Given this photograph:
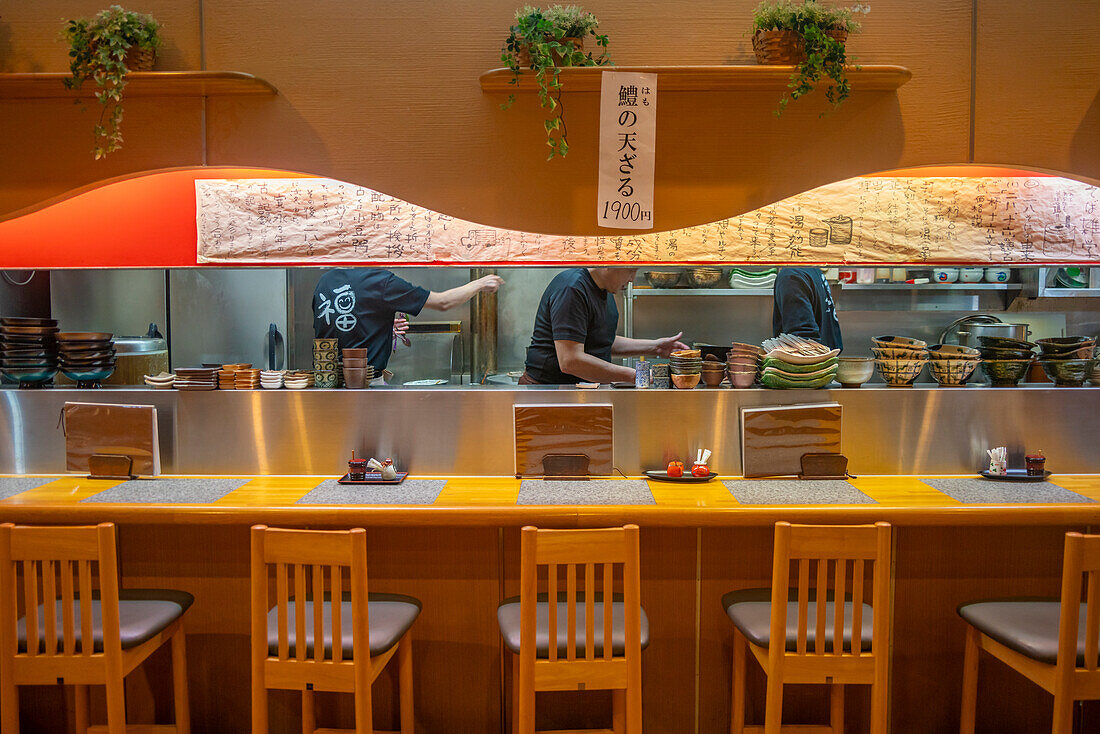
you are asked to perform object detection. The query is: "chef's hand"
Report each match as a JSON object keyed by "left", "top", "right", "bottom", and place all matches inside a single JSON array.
[
  {"left": 654, "top": 332, "right": 689, "bottom": 357},
  {"left": 476, "top": 274, "right": 504, "bottom": 293},
  {"left": 393, "top": 314, "right": 410, "bottom": 336}
]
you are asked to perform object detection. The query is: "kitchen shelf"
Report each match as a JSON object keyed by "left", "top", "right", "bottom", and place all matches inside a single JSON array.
[
  {"left": 479, "top": 64, "right": 912, "bottom": 93},
  {"left": 1037, "top": 288, "right": 1100, "bottom": 298},
  {"left": 0, "top": 71, "right": 277, "bottom": 99},
  {"left": 631, "top": 287, "right": 773, "bottom": 296},
  {"left": 838, "top": 283, "right": 1022, "bottom": 291}
]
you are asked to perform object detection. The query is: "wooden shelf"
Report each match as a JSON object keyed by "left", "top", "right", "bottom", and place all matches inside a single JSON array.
[
  {"left": 0, "top": 71, "right": 277, "bottom": 99},
  {"left": 479, "top": 64, "right": 912, "bottom": 93}
]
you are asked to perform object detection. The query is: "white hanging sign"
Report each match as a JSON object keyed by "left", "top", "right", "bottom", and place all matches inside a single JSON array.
[{"left": 596, "top": 71, "right": 656, "bottom": 229}]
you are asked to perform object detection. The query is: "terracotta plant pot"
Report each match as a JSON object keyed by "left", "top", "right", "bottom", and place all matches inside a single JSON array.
[{"left": 752, "top": 28, "right": 848, "bottom": 65}]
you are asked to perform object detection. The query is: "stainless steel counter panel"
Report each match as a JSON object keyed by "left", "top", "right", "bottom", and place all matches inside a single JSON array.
[{"left": 0, "top": 386, "right": 1096, "bottom": 476}]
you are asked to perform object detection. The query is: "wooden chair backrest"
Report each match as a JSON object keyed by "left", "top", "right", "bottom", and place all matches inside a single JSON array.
[
  {"left": 769, "top": 521, "right": 892, "bottom": 658},
  {"left": 519, "top": 524, "right": 641, "bottom": 664},
  {"left": 0, "top": 522, "right": 118, "bottom": 660},
  {"left": 250, "top": 525, "right": 368, "bottom": 665},
  {"left": 1058, "top": 532, "right": 1100, "bottom": 673}
]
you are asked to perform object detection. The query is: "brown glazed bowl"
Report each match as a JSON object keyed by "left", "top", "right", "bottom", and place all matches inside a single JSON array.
[
  {"left": 342, "top": 348, "right": 370, "bottom": 359},
  {"left": 700, "top": 370, "right": 725, "bottom": 387},
  {"left": 342, "top": 357, "right": 370, "bottom": 368},
  {"left": 671, "top": 373, "right": 701, "bottom": 389},
  {"left": 728, "top": 370, "right": 757, "bottom": 389},
  {"left": 342, "top": 367, "right": 373, "bottom": 389}
]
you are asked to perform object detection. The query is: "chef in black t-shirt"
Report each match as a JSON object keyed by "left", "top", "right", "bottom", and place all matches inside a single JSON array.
[
  {"left": 313, "top": 268, "right": 502, "bottom": 371},
  {"left": 522, "top": 268, "right": 688, "bottom": 385},
  {"left": 772, "top": 267, "right": 843, "bottom": 350}
]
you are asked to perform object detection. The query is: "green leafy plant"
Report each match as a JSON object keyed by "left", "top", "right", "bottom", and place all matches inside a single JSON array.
[
  {"left": 752, "top": 1, "right": 868, "bottom": 116},
  {"left": 62, "top": 5, "right": 161, "bottom": 159},
  {"left": 500, "top": 5, "right": 610, "bottom": 159}
]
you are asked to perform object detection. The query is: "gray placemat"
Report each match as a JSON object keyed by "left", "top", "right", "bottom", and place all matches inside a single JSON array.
[
  {"left": 0, "top": 477, "right": 57, "bottom": 501},
  {"left": 921, "top": 478, "right": 1094, "bottom": 504},
  {"left": 518, "top": 479, "right": 655, "bottom": 506},
  {"left": 81, "top": 478, "right": 246, "bottom": 504},
  {"left": 296, "top": 479, "right": 446, "bottom": 505},
  {"left": 724, "top": 479, "right": 876, "bottom": 505}
]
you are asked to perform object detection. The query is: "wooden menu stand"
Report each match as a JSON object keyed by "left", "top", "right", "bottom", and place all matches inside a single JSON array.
[
  {"left": 799, "top": 452, "right": 850, "bottom": 480},
  {"left": 87, "top": 453, "right": 138, "bottom": 481}
]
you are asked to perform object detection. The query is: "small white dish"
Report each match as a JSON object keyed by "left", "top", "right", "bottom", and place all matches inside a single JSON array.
[
  {"left": 984, "top": 267, "right": 1011, "bottom": 283},
  {"left": 933, "top": 267, "right": 959, "bottom": 283},
  {"left": 959, "top": 267, "right": 984, "bottom": 283}
]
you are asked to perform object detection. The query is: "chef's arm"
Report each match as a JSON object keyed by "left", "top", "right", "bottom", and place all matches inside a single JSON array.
[
  {"left": 424, "top": 274, "right": 503, "bottom": 311},
  {"left": 611, "top": 332, "right": 689, "bottom": 357},
  {"left": 554, "top": 340, "right": 635, "bottom": 383}
]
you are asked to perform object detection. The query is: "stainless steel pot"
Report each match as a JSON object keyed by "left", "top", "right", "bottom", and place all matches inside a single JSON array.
[{"left": 956, "top": 323, "right": 1033, "bottom": 347}]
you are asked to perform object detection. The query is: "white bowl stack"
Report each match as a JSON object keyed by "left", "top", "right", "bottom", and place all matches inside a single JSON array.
[{"left": 260, "top": 370, "right": 284, "bottom": 389}]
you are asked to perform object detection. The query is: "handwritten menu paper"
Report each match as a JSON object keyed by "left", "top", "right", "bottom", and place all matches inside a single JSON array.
[
  {"left": 596, "top": 71, "right": 656, "bottom": 229},
  {"left": 196, "top": 176, "right": 1100, "bottom": 264}
]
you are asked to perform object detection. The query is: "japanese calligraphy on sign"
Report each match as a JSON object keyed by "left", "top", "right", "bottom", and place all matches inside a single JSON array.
[
  {"left": 196, "top": 176, "right": 1100, "bottom": 265},
  {"left": 596, "top": 72, "right": 656, "bottom": 229}
]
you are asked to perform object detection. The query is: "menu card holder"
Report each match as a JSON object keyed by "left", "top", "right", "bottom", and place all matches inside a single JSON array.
[
  {"left": 61, "top": 402, "right": 161, "bottom": 477},
  {"left": 88, "top": 454, "right": 137, "bottom": 481},
  {"left": 541, "top": 454, "right": 591, "bottom": 480},
  {"left": 799, "top": 452, "right": 849, "bottom": 480}
]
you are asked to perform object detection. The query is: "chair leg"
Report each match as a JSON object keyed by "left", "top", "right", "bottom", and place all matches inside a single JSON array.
[
  {"left": 252, "top": 672, "right": 268, "bottom": 734},
  {"left": 512, "top": 656, "right": 519, "bottom": 734},
  {"left": 517, "top": 655, "right": 535, "bottom": 734},
  {"left": 0, "top": 674, "right": 17, "bottom": 734},
  {"left": 302, "top": 689, "right": 316, "bottom": 734},
  {"left": 762, "top": 665, "right": 782, "bottom": 734},
  {"left": 731, "top": 630, "right": 746, "bottom": 734},
  {"left": 398, "top": 632, "right": 414, "bottom": 734},
  {"left": 1052, "top": 690, "right": 1074, "bottom": 734},
  {"left": 172, "top": 628, "right": 190, "bottom": 734},
  {"left": 612, "top": 689, "right": 625, "bottom": 734},
  {"left": 830, "top": 683, "right": 844, "bottom": 734},
  {"left": 625, "top": 676, "right": 642, "bottom": 733},
  {"left": 959, "top": 626, "right": 979, "bottom": 734},
  {"left": 74, "top": 684, "right": 90, "bottom": 734},
  {"left": 870, "top": 661, "right": 889, "bottom": 734},
  {"left": 104, "top": 663, "right": 126, "bottom": 734}
]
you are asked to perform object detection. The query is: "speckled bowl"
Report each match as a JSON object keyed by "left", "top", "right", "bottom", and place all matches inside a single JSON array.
[
  {"left": 1038, "top": 358, "right": 1096, "bottom": 387},
  {"left": 980, "top": 358, "right": 1033, "bottom": 387},
  {"left": 836, "top": 357, "right": 875, "bottom": 388}
]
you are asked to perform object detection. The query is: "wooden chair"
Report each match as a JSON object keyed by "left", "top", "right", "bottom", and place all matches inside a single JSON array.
[
  {"left": 250, "top": 525, "right": 420, "bottom": 734},
  {"left": 497, "top": 524, "right": 647, "bottom": 734},
  {"left": 724, "top": 521, "right": 893, "bottom": 734},
  {"left": 959, "top": 531, "right": 1100, "bottom": 734},
  {"left": 0, "top": 522, "right": 192, "bottom": 734}
]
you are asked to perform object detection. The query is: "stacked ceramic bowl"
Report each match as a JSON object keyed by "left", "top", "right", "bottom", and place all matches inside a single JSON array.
[
  {"left": 700, "top": 356, "right": 726, "bottom": 387},
  {"left": 174, "top": 367, "right": 218, "bottom": 391},
  {"left": 643, "top": 271, "right": 680, "bottom": 288},
  {"left": 0, "top": 317, "right": 59, "bottom": 387},
  {"left": 260, "top": 370, "right": 283, "bottom": 389},
  {"left": 313, "top": 338, "right": 339, "bottom": 388},
  {"left": 758, "top": 336, "right": 839, "bottom": 389},
  {"left": 143, "top": 371, "right": 175, "bottom": 389},
  {"left": 283, "top": 370, "right": 314, "bottom": 390},
  {"left": 926, "top": 344, "right": 982, "bottom": 387},
  {"left": 728, "top": 267, "right": 777, "bottom": 289},
  {"left": 976, "top": 335, "right": 1036, "bottom": 387},
  {"left": 836, "top": 357, "right": 875, "bottom": 388},
  {"left": 57, "top": 332, "right": 116, "bottom": 387},
  {"left": 871, "top": 335, "right": 928, "bottom": 387},
  {"left": 727, "top": 342, "right": 763, "bottom": 389},
  {"left": 1036, "top": 336, "right": 1097, "bottom": 387},
  {"left": 669, "top": 349, "right": 702, "bottom": 389},
  {"left": 683, "top": 267, "right": 723, "bottom": 288}
]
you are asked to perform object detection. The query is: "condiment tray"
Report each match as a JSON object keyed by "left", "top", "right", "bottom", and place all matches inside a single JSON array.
[
  {"left": 337, "top": 471, "right": 408, "bottom": 485},
  {"left": 644, "top": 470, "right": 718, "bottom": 483},
  {"left": 979, "top": 469, "right": 1053, "bottom": 482}
]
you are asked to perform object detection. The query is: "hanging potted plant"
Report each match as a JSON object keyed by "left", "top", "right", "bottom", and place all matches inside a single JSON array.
[
  {"left": 751, "top": 1, "right": 868, "bottom": 115},
  {"left": 61, "top": 5, "right": 162, "bottom": 159},
  {"left": 500, "top": 5, "right": 611, "bottom": 159}
]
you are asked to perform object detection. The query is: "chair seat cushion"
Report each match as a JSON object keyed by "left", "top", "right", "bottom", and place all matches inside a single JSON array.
[
  {"left": 958, "top": 598, "right": 1096, "bottom": 666},
  {"left": 722, "top": 588, "right": 874, "bottom": 653},
  {"left": 17, "top": 589, "right": 193, "bottom": 653},
  {"left": 496, "top": 594, "right": 650, "bottom": 658},
  {"left": 267, "top": 592, "right": 421, "bottom": 659}
]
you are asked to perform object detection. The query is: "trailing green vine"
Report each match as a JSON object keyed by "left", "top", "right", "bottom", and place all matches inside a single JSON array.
[
  {"left": 752, "top": 1, "right": 868, "bottom": 116},
  {"left": 61, "top": 5, "right": 161, "bottom": 159},
  {"left": 500, "top": 5, "right": 610, "bottom": 159}
]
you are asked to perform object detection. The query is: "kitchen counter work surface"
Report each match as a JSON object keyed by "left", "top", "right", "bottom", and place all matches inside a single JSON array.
[{"left": 2, "top": 473, "right": 1099, "bottom": 526}]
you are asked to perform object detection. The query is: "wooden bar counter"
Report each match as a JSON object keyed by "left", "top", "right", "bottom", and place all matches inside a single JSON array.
[{"left": 3, "top": 474, "right": 1099, "bottom": 733}]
